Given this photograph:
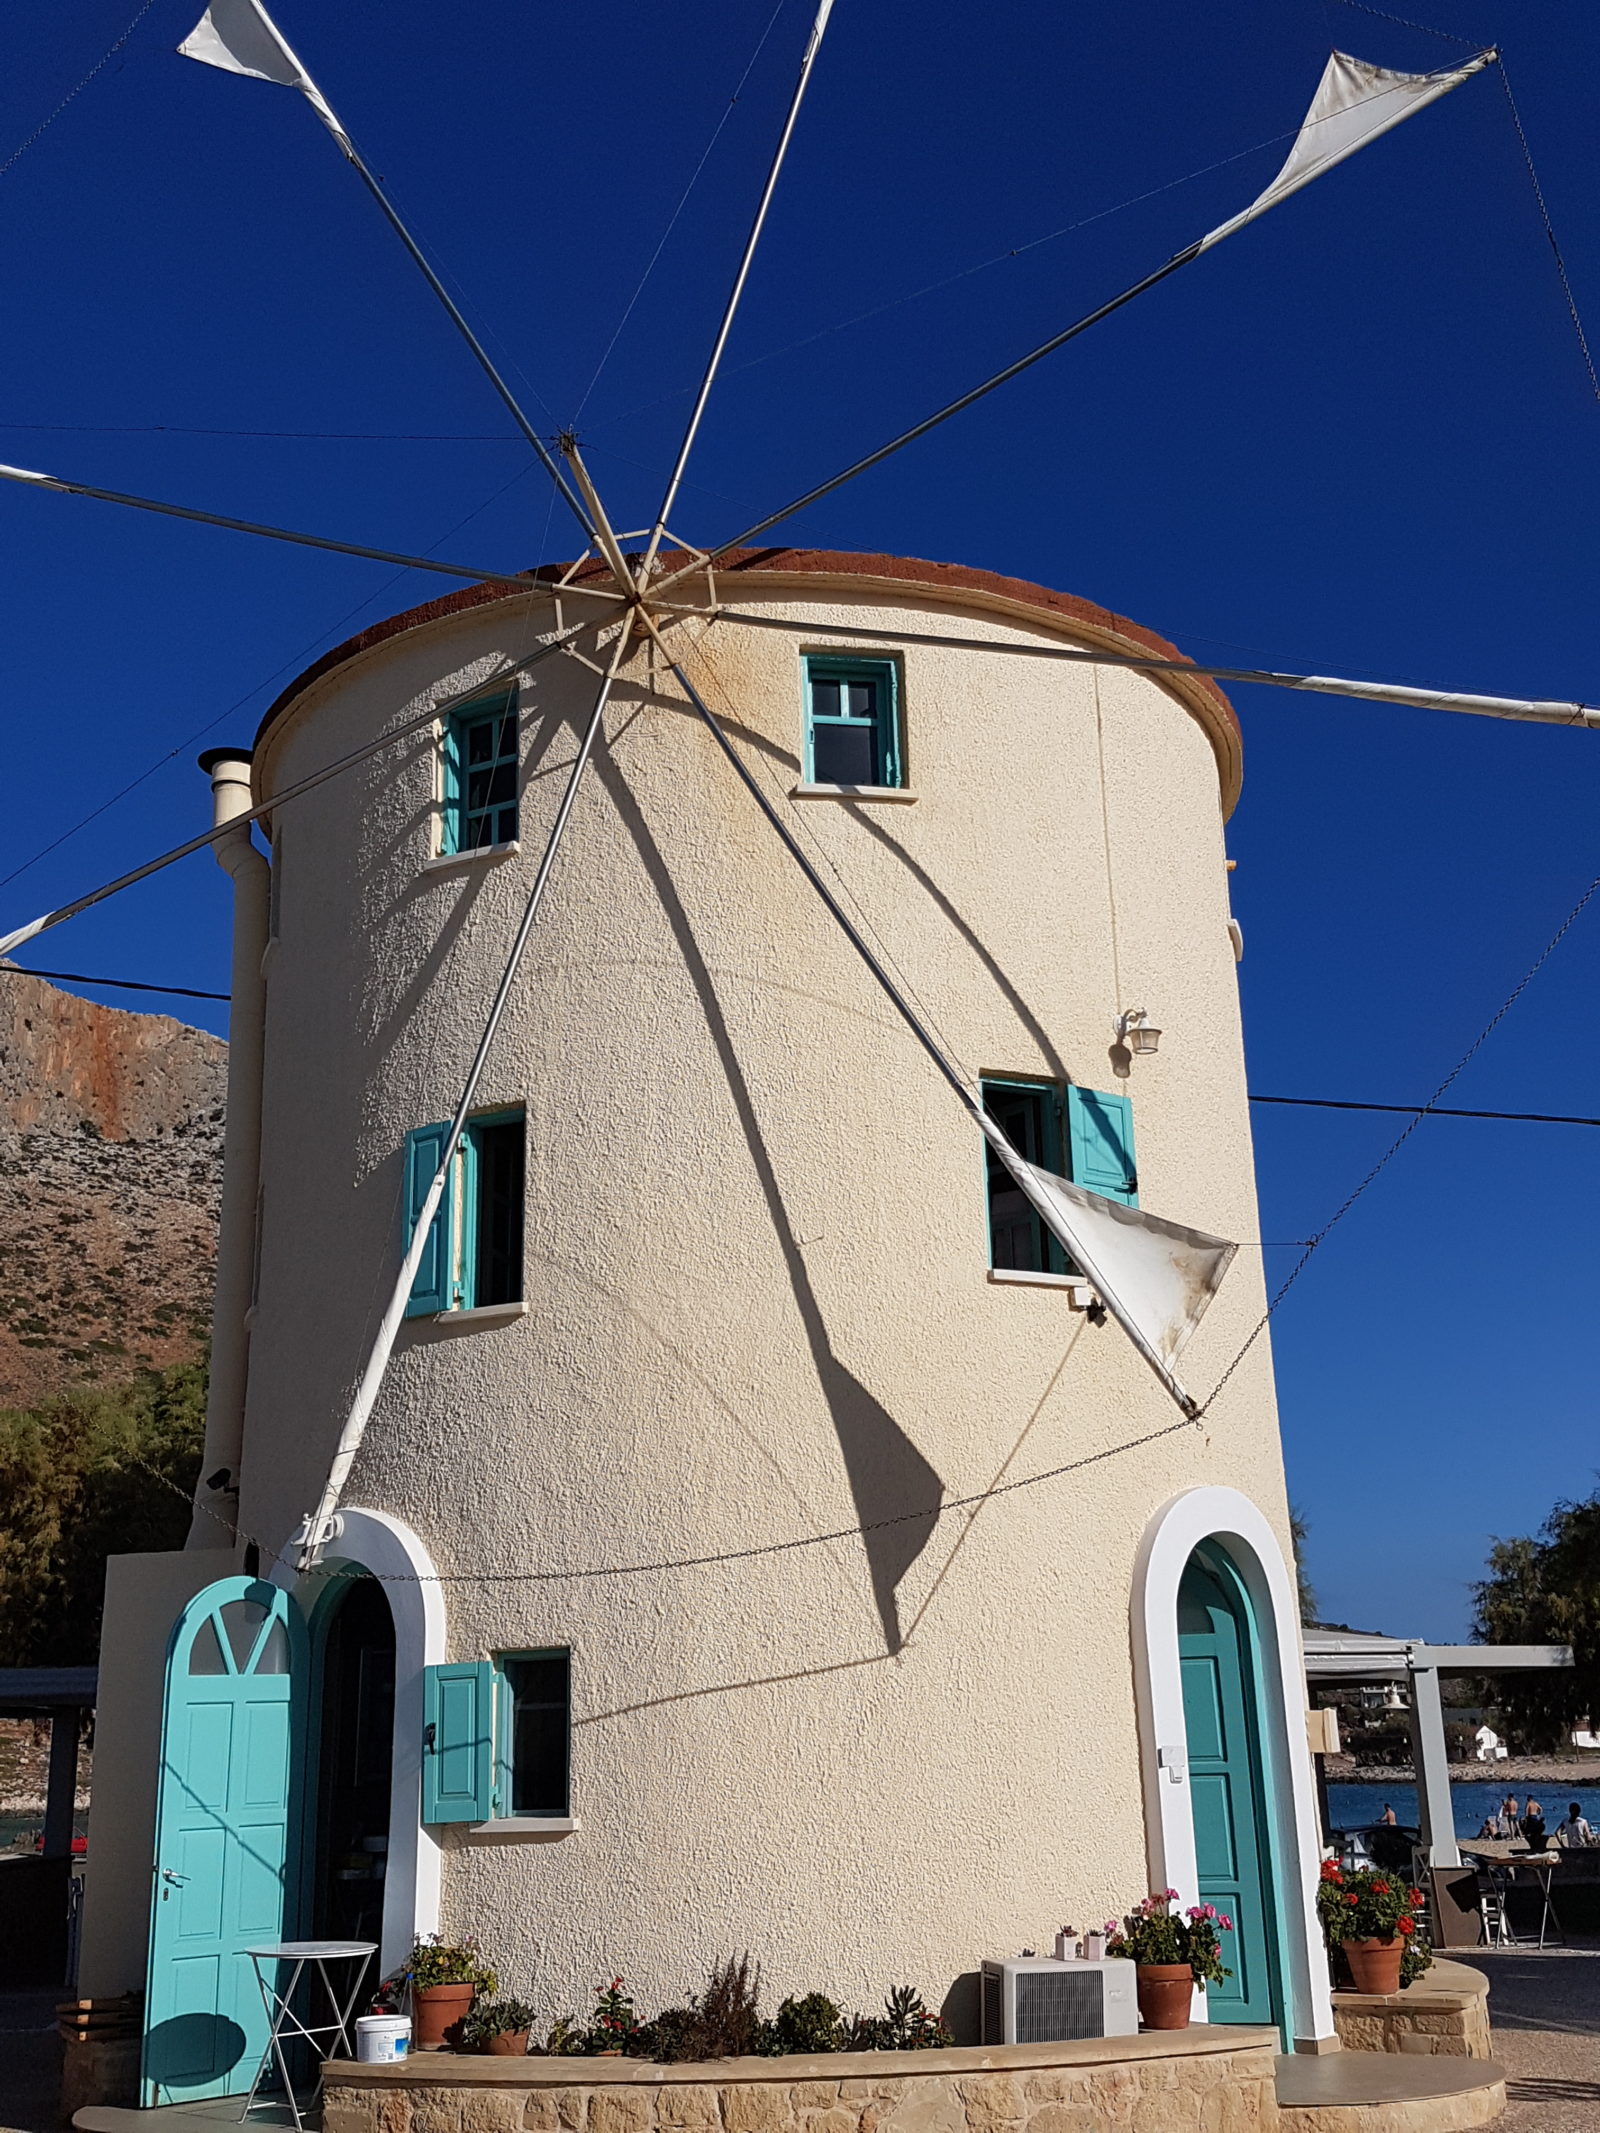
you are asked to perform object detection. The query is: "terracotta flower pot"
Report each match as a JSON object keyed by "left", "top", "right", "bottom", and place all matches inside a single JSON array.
[
  {"left": 484, "top": 2031, "right": 531, "bottom": 2057},
  {"left": 1136, "top": 1963, "right": 1193, "bottom": 2030},
  {"left": 1342, "top": 1938, "right": 1403, "bottom": 1996},
  {"left": 412, "top": 1982, "right": 476, "bottom": 2050}
]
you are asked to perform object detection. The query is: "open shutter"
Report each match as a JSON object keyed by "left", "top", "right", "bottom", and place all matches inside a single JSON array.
[
  {"left": 422, "top": 1661, "right": 494, "bottom": 1823},
  {"left": 403, "top": 1123, "right": 453, "bottom": 1318},
  {"left": 1066, "top": 1086, "right": 1138, "bottom": 1205},
  {"left": 439, "top": 717, "right": 463, "bottom": 856}
]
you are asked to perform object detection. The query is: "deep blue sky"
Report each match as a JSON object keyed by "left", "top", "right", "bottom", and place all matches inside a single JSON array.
[{"left": 3, "top": 0, "right": 1597, "bottom": 1638}]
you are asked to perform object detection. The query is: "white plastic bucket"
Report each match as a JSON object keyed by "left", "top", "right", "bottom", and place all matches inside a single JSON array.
[{"left": 355, "top": 2015, "right": 411, "bottom": 2062}]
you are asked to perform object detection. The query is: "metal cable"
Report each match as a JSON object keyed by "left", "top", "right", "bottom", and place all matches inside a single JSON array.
[
  {"left": 134, "top": 1417, "right": 1198, "bottom": 1588},
  {"left": 570, "top": 0, "right": 791, "bottom": 421},
  {"left": 0, "top": 0, "right": 158, "bottom": 182},
  {"left": 0, "top": 459, "right": 542, "bottom": 893},
  {"left": 1498, "top": 64, "right": 1600, "bottom": 405},
  {"left": 1193, "top": 870, "right": 1600, "bottom": 1419}
]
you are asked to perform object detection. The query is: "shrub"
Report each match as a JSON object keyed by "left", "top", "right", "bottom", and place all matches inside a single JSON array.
[
  {"left": 588, "top": 1978, "right": 640, "bottom": 2052},
  {"left": 759, "top": 1993, "right": 845, "bottom": 2056},
  {"left": 846, "top": 1986, "right": 952, "bottom": 2051},
  {"left": 693, "top": 1954, "right": 764, "bottom": 2059},
  {"left": 462, "top": 1999, "right": 536, "bottom": 2047}
]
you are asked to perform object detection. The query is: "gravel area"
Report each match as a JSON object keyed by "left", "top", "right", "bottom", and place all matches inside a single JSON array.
[{"left": 1472, "top": 1945, "right": 1600, "bottom": 2133}]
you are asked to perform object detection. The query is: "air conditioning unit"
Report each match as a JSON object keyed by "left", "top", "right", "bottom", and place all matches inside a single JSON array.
[{"left": 979, "top": 1958, "right": 1138, "bottom": 2044}]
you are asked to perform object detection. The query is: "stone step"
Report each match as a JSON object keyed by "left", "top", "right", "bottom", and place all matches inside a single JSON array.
[{"left": 1275, "top": 2049, "right": 1505, "bottom": 2132}]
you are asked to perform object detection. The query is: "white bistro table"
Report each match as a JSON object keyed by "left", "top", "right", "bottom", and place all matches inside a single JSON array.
[{"left": 240, "top": 1939, "right": 377, "bottom": 2129}]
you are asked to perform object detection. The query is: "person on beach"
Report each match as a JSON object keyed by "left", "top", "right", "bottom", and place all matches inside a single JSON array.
[
  {"left": 1503, "top": 1794, "right": 1520, "bottom": 1835},
  {"left": 1557, "top": 1803, "right": 1593, "bottom": 1846},
  {"left": 1521, "top": 1799, "right": 1547, "bottom": 1850},
  {"left": 1380, "top": 1804, "right": 1398, "bottom": 1826}
]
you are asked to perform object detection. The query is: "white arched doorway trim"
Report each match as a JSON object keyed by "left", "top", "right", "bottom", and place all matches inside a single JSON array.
[
  {"left": 284, "top": 1507, "right": 446, "bottom": 1976},
  {"left": 1132, "top": 1485, "right": 1334, "bottom": 2050}
]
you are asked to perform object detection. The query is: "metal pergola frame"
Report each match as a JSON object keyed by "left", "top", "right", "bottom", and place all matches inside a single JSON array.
[{"left": 1303, "top": 1631, "right": 1574, "bottom": 1867}]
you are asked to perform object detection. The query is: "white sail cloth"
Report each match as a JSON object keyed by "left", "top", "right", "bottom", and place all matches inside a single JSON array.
[
  {"left": 1199, "top": 48, "right": 1494, "bottom": 253},
  {"left": 179, "top": 0, "right": 351, "bottom": 153},
  {"left": 978, "top": 1119, "right": 1236, "bottom": 1415}
]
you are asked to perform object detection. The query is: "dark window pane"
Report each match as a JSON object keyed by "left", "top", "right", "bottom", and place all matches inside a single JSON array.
[
  {"left": 496, "top": 806, "right": 518, "bottom": 845},
  {"left": 983, "top": 1085, "right": 1073, "bottom": 1275},
  {"left": 467, "top": 720, "right": 496, "bottom": 764},
  {"left": 465, "top": 813, "right": 495, "bottom": 851},
  {"left": 843, "top": 680, "right": 877, "bottom": 719},
  {"left": 468, "top": 763, "right": 516, "bottom": 812},
  {"left": 813, "top": 721, "right": 879, "bottom": 785},
  {"left": 504, "top": 1652, "right": 569, "bottom": 1815},
  {"left": 474, "top": 1117, "right": 524, "bottom": 1306},
  {"left": 811, "top": 679, "right": 841, "bottom": 719}
]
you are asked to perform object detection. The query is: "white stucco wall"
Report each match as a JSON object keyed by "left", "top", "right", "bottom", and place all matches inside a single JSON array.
[{"left": 237, "top": 560, "right": 1299, "bottom": 2032}]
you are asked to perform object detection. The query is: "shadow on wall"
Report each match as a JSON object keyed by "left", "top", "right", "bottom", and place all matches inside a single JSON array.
[{"left": 598, "top": 745, "right": 944, "bottom": 1655}]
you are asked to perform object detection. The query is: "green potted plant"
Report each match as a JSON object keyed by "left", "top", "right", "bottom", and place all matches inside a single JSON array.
[
  {"left": 1316, "top": 1863, "right": 1431, "bottom": 1996},
  {"left": 462, "top": 1997, "right": 537, "bottom": 2056},
  {"left": 1106, "top": 1891, "right": 1233, "bottom": 2030},
  {"left": 586, "top": 1977, "right": 639, "bottom": 2055},
  {"left": 405, "top": 1935, "right": 498, "bottom": 2050}
]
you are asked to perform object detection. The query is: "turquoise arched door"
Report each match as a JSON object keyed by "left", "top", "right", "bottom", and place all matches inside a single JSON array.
[
  {"left": 1178, "top": 1549, "right": 1280, "bottom": 2026},
  {"left": 142, "top": 1577, "right": 307, "bottom": 2105}
]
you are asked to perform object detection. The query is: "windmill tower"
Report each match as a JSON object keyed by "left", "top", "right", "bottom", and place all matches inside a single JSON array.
[{"left": 154, "top": 545, "right": 1326, "bottom": 2036}]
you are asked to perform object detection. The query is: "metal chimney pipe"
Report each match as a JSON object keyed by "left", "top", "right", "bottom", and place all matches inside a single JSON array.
[{"left": 188, "top": 749, "right": 269, "bottom": 1549}]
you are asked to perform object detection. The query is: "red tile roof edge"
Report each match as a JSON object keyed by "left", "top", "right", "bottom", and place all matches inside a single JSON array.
[{"left": 254, "top": 548, "right": 1242, "bottom": 811}]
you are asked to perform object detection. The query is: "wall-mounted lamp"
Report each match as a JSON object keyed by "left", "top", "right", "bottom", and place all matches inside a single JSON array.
[{"left": 1115, "top": 1007, "right": 1162, "bottom": 1056}]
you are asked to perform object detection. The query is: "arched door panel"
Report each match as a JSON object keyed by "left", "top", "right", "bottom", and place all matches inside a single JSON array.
[
  {"left": 1178, "top": 1551, "right": 1279, "bottom": 2025},
  {"left": 142, "top": 1578, "right": 307, "bottom": 2105}
]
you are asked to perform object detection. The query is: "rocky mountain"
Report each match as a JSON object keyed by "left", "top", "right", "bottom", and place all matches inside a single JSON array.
[{"left": 0, "top": 968, "right": 225, "bottom": 1408}]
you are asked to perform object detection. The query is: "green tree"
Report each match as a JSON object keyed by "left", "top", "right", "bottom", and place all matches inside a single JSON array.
[
  {"left": 1472, "top": 1492, "right": 1600, "bottom": 1752},
  {"left": 1289, "top": 1503, "right": 1317, "bottom": 1626},
  {"left": 0, "top": 1358, "right": 206, "bottom": 1666}
]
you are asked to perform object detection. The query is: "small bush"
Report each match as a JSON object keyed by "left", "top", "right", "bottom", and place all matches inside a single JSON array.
[
  {"left": 759, "top": 1993, "right": 845, "bottom": 2056},
  {"left": 462, "top": 1998, "right": 536, "bottom": 2047}
]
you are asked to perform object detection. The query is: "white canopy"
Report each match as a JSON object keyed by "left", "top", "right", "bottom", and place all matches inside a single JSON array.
[
  {"left": 179, "top": 0, "right": 350, "bottom": 153},
  {"left": 979, "top": 1119, "right": 1237, "bottom": 1414},
  {"left": 1200, "top": 47, "right": 1494, "bottom": 254}
]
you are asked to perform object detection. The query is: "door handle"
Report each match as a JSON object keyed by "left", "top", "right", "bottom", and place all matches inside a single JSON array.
[{"left": 162, "top": 1868, "right": 189, "bottom": 1886}]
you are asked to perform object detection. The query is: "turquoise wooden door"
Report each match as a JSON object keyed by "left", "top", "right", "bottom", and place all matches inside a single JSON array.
[
  {"left": 1178, "top": 1552, "right": 1279, "bottom": 2025},
  {"left": 142, "top": 1577, "right": 306, "bottom": 2105}
]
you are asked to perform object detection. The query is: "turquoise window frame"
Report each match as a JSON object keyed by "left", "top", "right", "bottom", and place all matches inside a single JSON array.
[
  {"left": 403, "top": 1107, "right": 525, "bottom": 1317},
  {"left": 441, "top": 691, "right": 519, "bottom": 855},
  {"left": 491, "top": 1647, "right": 572, "bottom": 1819},
  {"left": 802, "top": 656, "right": 902, "bottom": 788}
]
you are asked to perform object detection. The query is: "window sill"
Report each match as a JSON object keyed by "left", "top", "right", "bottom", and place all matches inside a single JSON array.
[
  {"left": 789, "top": 783, "right": 918, "bottom": 804},
  {"left": 422, "top": 841, "right": 522, "bottom": 874},
  {"left": 431, "top": 1301, "right": 529, "bottom": 1328},
  {"left": 987, "top": 1267, "right": 1097, "bottom": 1307},
  {"left": 466, "top": 1816, "right": 578, "bottom": 1841}
]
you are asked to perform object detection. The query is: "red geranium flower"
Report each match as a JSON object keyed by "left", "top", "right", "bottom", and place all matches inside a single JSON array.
[
  {"left": 1320, "top": 1862, "right": 1343, "bottom": 1883},
  {"left": 1397, "top": 1916, "right": 1415, "bottom": 1936},
  {"left": 1373, "top": 1880, "right": 1389, "bottom": 1894},
  {"left": 1347, "top": 1894, "right": 1360, "bottom": 1906}
]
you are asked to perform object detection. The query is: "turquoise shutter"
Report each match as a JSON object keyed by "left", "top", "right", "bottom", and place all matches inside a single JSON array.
[
  {"left": 404, "top": 1124, "right": 453, "bottom": 1318},
  {"left": 422, "top": 1661, "right": 494, "bottom": 1823},
  {"left": 1066, "top": 1087, "right": 1137, "bottom": 1205},
  {"left": 440, "top": 716, "right": 463, "bottom": 856}
]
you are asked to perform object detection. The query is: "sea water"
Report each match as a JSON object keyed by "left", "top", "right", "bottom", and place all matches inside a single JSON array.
[{"left": 1328, "top": 1780, "right": 1600, "bottom": 1839}]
